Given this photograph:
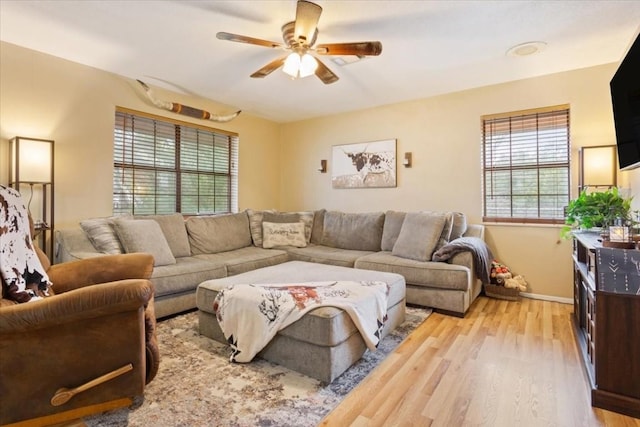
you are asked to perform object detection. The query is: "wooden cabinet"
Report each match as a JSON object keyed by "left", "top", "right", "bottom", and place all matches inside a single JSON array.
[{"left": 572, "top": 232, "right": 640, "bottom": 418}]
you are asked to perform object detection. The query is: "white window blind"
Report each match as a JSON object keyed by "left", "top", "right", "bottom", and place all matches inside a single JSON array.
[
  {"left": 113, "top": 109, "right": 239, "bottom": 215},
  {"left": 482, "top": 106, "right": 570, "bottom": 224}
]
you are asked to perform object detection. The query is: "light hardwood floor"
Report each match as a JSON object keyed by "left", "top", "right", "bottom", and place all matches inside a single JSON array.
[{"left": 320, "top": 296, "right": 640, "bottom": 427}]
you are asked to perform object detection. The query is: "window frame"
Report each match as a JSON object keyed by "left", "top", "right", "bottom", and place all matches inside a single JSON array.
[
  {"left": 113, "top": 107, "right": 239, "bottom": 216},
  {"left": 481, "top": 105, "right": 570, "bottom": 225}
]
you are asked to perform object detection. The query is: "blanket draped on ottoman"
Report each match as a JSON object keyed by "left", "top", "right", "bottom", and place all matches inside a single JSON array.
[{"left": 213, "top": 280, "right": 389, "bottom": 363}]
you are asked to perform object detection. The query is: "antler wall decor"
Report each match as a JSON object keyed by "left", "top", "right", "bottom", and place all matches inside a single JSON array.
[{"left": 137, "top": 80, "right": 241, "bottom": 123}]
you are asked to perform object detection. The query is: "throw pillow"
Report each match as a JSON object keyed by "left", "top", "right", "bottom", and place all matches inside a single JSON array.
[
  {"left": 80, "top": 214, "right": 131, "bottom": 254},
  {"left": 381, "top": 210, "right": 407, "bottom": 251},
  {"left": 263, "top": 211, "right": 300, "bottom": 223},
  {"left": 246, "top": 209, "right": 276, "bottom": 247},
  {"left": 263, "top": 211, "right": 314, "bottom": 243},
  {"left": 262, "top": 221, "right": 307, "bottom": 249},
  {"left": 136, "top": 213, "right": 191, "bottom": 258},
  {"left": 114, "top": 219, "right": 176, "bottom": 266},
  {"left": 432, "top": 211, "right": 454, "bottom": 255},
  {"left": 392, "top": 212, "right": 447, "bottom": 262},
  {"left": 450, "top": 212, "right": 468, "bottom": 240},
  {"left": 310, "top": 209, "right": 326, "bottom": 244}
]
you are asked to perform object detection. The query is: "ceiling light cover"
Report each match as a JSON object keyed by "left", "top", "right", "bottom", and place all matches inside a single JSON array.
[
  {"left": 282, "top": 52, "right": 318, "bottom": 78},
  {"left": 299, "top": 53, "right": 318, "bottom": 77},
  {"left": 506, "top": 41, "right": 547, "bottom": 57},
  {"left": 283, "top": 53, "right": 301, "bottom": 77}
]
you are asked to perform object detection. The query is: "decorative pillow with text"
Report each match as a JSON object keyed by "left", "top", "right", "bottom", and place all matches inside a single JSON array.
[{"left": 262, "top": 221, "right": 307, "bottom": 249}]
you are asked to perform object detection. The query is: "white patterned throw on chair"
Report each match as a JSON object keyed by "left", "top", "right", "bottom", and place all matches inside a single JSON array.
[
  {"left": 0, "top": 185, "right": 51, "bottom": 303},
  {"left": 213, "top": 281, "right": 390, "bottom": 363}
]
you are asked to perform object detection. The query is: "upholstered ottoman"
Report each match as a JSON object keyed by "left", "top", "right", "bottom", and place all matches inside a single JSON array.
[{"left": 196, "top": 260, "right": 406, "bottom": 383}]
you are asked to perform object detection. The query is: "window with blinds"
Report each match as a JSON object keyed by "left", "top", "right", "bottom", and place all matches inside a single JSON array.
[
  {"left": 113, "top": 108, "right": 239, "bottom": 215},
  {"left": 482, "top": 105, "right": 570, "bottom": 224}
]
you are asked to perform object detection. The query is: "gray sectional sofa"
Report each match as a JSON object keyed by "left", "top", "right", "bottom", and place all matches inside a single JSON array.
[{"left": 55, "top": 209, "right": 485, "bottom": 318}]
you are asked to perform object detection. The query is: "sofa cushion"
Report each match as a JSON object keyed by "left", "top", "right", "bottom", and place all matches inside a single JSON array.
[
  {"left": 285, "top": 244, "right": 375, "bottom": 268},
  {"left": 392, "top": 212, "right": 446, "bottom": 262},
  {"left": 246, "top": 209, "right": 276, "bottom": 247},
  {"left": 194, "top": 246, "right": 288, "bottom": 276},
  {"left": 355, "top": 251, "right": 471, "bottom": 291},
  {"left": 262, "top": 221, "right": 307, "bottom": 249},
  {"left": 151, "top": 257, "right": 226, "bottom": 298},
  {"left": 381, "top": 210, "right": 407, "bottom": 251},
  {"left": 136, "top": 213, "right": 190, "bottom": 258},
  {"left": 114, "top": 219, "right": 176, "bottom": 266},
  {"left": 310, "top": 209, "right": 326, "bottom": 244},
  {"left": 321, "top": 211, "right": 384, "bottom": 251},
  {"left": 80, "top": 214, "right": 131, "bottom": 254},
  {"left": 186, "top": 211, "right": 252, "bottom": 255}
]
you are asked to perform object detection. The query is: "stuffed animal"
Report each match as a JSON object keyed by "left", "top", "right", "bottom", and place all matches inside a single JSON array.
[
  {"left": 504, "top": 275, "right": 528, "bottom": 292},
  {"left": 490, "top": 260, "right": 511, "bottom": 285}
]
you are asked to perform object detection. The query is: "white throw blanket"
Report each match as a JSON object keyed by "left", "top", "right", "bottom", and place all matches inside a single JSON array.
[
  {"left": 213, "top": 280, "right": 390, "bottom": 363},
  {"left": 0, "top": 185, "right": 51, "bottom": 303}
]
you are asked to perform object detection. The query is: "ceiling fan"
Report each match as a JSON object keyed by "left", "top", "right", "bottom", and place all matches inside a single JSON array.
[{"left": 216, "top": 0, "right": 382, "bottom": 84}]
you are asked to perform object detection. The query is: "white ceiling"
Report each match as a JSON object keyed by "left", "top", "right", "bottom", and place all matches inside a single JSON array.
[{"left": 1, "top": 0, "right": 640, "bottom": 123}]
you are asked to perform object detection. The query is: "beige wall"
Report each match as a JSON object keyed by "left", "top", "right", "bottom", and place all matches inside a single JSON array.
[
  {"left": 1, "top": 41, "right": 624, "bottom": 299},
  {"left": 279, "top": 63, "right": 622, "bottom": 300},
  {"left": 0, "top": 42, "right": 282, "bottom": 229}
]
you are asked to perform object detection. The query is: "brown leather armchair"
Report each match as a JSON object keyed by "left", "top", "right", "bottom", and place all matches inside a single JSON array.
[{"left": 0, "top": 246, "right": 160, "bottom": 426}]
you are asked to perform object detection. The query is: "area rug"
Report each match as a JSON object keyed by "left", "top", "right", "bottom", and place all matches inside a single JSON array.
[{"left": 86, "top": 306, "right": 431, "bottom": 427}]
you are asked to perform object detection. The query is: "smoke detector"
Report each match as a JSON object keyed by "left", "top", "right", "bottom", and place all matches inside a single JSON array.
[{"left": 506, "top": 41, "right": 547, "bottom": 57}]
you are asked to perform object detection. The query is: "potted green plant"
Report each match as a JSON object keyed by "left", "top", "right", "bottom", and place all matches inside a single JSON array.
[{"left": 561, "top": 187, "right": 632, "bottom": 238}]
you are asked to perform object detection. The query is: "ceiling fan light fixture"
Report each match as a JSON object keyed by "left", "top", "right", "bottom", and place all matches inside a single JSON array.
[
  {"left": 299, "top": 53, "right": 318, "bottom": 77},
  {"left": 282, "top": 52, "right": 318, "bottom": 79},
  {"left": 283, "top": 52, "right": 301, "bottom": 78}
]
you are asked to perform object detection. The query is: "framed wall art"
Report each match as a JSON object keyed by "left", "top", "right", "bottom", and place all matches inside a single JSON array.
[{"left": 331, "top": 139, "right": 397, "bottom": 189}]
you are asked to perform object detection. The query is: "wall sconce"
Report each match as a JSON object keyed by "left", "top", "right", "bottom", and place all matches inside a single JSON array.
[
  {"left": 318, "top": 159, "right": 327, "bottom": 173},
  {"left": 403, "top": 152, "right": 412, "bottom": 168},
  {"left": 579, "top": 145, "right": 617, "bottom": 192}
]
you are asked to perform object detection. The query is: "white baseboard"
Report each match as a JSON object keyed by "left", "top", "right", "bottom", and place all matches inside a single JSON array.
[{"left": 520, "top": 292, "right": 573, "bottom": 305}]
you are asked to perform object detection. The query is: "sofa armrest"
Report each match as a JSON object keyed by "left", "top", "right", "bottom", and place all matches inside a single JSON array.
[
  {"left": 463, "top": 224, "right": 485, "bottom": 239},
  {"left": 48, "top": 253, "right": 154, "bottom": 294},
  {"left": 449, "top": 251, "right": 474, "bottom": 271},
  {"left": 0, "top": 279, "right": 153, "bottom": 333},
  {"left": 55, "top": 227, "right": 101, "bottom": 263},
  {"left": 451, "top": 224, "right": 485, "bottom": 275}
]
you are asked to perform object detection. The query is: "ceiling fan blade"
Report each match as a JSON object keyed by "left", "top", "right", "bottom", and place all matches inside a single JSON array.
[
  {"left": 314, "top": 58, "right": 339, "bottom": 85},
  {"left": 217, "top": 32, "right": 283, "bottom": 49},
  {"left": 250, "top": 56, "right": 287, "bottom": 78},
  {"left": 294, "top": 0, "right": 322, "bottom": 46},
  {"left": 315, "top": 42, "right": 383, "bottom": 56}
]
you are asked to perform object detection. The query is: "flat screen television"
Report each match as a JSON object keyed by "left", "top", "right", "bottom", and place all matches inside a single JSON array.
[{"left": 610, "top": 32, "right": 640, "bottom": 170}]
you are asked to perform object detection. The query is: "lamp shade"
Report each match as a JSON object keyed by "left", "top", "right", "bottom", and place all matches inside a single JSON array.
[
  {"left": 10, "top": 137, "right": 54, "bottom": 183},
  {"left": 579, "top": 145, "right": 617, "bottom": 190}
]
